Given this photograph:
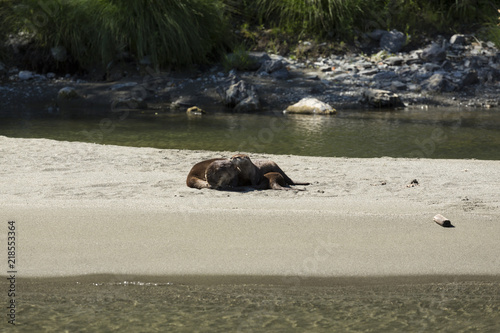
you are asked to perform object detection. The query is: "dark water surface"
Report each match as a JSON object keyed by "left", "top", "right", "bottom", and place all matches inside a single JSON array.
[
  {"left": 3, "top": 276, "right": 500, "bottom": 332},
  {"left": 1, "top": 107, "right": 499, "bottom": 159}
]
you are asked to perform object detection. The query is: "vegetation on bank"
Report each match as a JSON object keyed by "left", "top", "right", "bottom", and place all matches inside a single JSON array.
[{"left": 1, "top": 0, "right": 499, "bottom": 72}]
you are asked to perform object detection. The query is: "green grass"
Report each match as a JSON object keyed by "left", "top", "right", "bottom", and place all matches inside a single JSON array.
[{"left": 10, "top": 0, "right": 232, "bottom": 68}]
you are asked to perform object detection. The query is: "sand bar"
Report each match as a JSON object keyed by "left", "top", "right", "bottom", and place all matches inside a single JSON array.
[{"left": 1, "top": 136, "right": 499, "bottom": 279}]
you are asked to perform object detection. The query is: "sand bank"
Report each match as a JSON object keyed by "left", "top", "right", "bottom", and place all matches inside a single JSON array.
[{"left": 1, "top": 136, "right": 499, "bottom": 279}]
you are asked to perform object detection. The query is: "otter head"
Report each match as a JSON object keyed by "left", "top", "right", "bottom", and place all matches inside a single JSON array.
[
  {"left": 230, "top": 154, "right": 252, "bottom": 168},
  {"left": 205, "top": 160, "right": 238, "bottom": 189}
]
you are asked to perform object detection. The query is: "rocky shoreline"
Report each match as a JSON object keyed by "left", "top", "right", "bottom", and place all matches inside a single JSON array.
[{"left": 1, "top": 33, "right": 499, "bottom": 117}]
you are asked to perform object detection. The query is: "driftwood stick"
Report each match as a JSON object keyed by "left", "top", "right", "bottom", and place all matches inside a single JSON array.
[{"left": 433, "top": 214, "right": 454, "bottom": 228}]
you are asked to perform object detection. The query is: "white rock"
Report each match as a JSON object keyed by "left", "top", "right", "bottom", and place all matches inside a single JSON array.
[{"left": 284, "top": 97, "right": 336, "bottom": 115}]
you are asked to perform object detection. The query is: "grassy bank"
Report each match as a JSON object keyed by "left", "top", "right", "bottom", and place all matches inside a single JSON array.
[{"left": 1, "top": 0, "right": 499, "bottom": 71}]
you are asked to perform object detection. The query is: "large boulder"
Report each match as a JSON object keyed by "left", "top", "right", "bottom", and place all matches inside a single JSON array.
[
  {"left": 284, "top": 98, "right": 336, "bottom": 115},
  {"left": 217, "top": 79, "right": 261, "bottom": 112},
  {"left": 360, "top": 89, "right": 405, "bottom": 108},
  {"left": 380, "top": 30, "right": 406, "bottom": 53}
]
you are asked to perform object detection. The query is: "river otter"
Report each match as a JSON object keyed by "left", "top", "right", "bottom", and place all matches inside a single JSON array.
[
  {"left": 186, "top": 158, "right": 223, "bottom": 189},
  {"left": 205, "top": 159, "right": 239, "bottom": 190},
  {"left": 186, "top": 158, "right": 239, "bottom": 190},
  {"left": 230, "top": 154, "right": 309, "bottom": 189}
]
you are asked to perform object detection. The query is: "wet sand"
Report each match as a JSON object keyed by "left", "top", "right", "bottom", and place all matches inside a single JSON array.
[{"left": 1, "top": 136, "right": 499, "bottom": 280}]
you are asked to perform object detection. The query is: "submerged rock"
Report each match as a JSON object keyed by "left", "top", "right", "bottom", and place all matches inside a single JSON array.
[
  {"left": 284, "top": 98, "right": 336, "bottom": 115},
  {"left": 186, "top": 106, "right": 205, "bottom": 115}
]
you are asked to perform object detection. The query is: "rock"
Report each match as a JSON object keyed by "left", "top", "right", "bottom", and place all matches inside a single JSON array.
[
  {"left": 220, "top": 80, "right": 251, "bottom": 106},
  {"left": 57, "top": 87, "right": 80, "bottom": 99},
  {"left": 19, "top": 70, "right": 34, "bottom": 80},
  {"left": 425, "top": 74, "right": 457, "bottom": 92},
  {"left": 460, "top": 70, "right": 479, "bottom": 87},
  {"left": 380, "top": 30, "right": 406, "bottom": 53},
  {"left": 217, "top": 79, "right": 260, "bottom": 112},
  {"left": 233, "top": 94, "right": 260, "bottom": 113},
  {"left": 384, "top": 56, "right": 404, "bottom": 66},
  {"left": 450, "top": 34, "right": 466, "bottom": 45},
  {"left": 359, "top": 68, "right": 378, "bottom": 76},
  {"left": 271, "top": 68, "right": 290, "bottom": 80},
  {"left": 420, "top": 43, "right": 446, "bottom": 63},
  {"left": 186, "top": 106, "right": 206, "bottom": 115},
  {"left": 258, "top": 59, "right": 285, "bottom": 74},
  {"left": 391, "top": 81, "right": 406, "bottom": 91},
  {"left": 284, "top": 97, "right": 336, "bottom": 115},
  {"left": 46, "top": 72, "right": 56, "bottom": 79},
  {"left": 247, "top": 52, "right": 272, "bottom": 70},
  {"left": 360, "top": 89, "right": 405, "bottom": 108}
]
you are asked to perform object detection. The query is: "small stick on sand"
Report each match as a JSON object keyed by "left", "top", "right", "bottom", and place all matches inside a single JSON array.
[{"left": 433, "top": 214, "right": 454, "bottom": 228}]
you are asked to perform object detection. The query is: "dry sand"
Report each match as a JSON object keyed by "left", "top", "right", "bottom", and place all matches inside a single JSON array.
[{"left": 1, "top": 136, "right": 499, "bottom": 281}]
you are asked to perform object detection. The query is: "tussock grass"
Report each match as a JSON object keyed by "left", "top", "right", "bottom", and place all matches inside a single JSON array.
[
  {"left": 255, "top": 0, "right": 365, "bottom": 39},
  {"left": 12, "top": 0, "right": 232, "bottom": 68}
]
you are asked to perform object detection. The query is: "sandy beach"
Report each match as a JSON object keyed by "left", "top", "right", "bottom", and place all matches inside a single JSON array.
[{"left": 1, "top": 135, "right": 499, "bottom": 280}]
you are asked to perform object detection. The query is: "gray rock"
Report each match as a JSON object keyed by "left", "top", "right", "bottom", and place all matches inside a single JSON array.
[
  {"left": 258, "top": 59, "right": 284, "bottom": 74},
  {"left": 380, "top": 30, "right": 406, "bottom": 53},
  {"left": 384, "top": 56, "right": 404, "bottom": 66},
  {"left": 233, "top": 94, "right": 261, "bottom": 113},
  {"left": 284, "top": 97, "right": 336, "bottom": 115},
  {"left": 217, "top": 79, "right": 260, "bottom": 112},
  {"left": 359, "top": 89, "right": 405, "bottom": 108},
  {"left": 373, "top": 71, "right": 398, "bottom": 81},
  {"left": 271, "top": 68, "right": 290, "bottom": 80},
  {"left": 420, "top": 43, "right": 446, "bottom": 63},
  {"left": 425, "top": 74, "right": 456, "bottom": 92},
  {"left": 460, "top": 70, "right": 479, "bottom": 87},
  {"left": 391, "top": 81, "right": 407, "bottom": 91},
  {"left": 221, "top": 80, "right": 250, "bottom": 106},
  {"left": 19, "top": 71, "right": 33, "bottom": 80},
  {"left": 247, "top": 52, "right": 272, "bottom": 66},
  {"left": 57, "top": 87, "right": 80, "bottom": 99},
  {"left": 46, "top": 72, "right": 56, "bottom": 79},
  {"left": 359, "top": 68, "right": 379, "bottom": 76},
  {"left": 450, "top": 34, "right": 466, "bottom": 45}
]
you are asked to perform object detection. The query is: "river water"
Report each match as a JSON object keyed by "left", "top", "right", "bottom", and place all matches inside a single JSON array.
[
  {"left": 3, "top": 276, "right": 500, "bottom": 332},
  {"left": 1, "top": 107, "right": 499, "bottom": 159}
]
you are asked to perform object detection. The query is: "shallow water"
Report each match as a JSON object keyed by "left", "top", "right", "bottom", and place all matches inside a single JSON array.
[
  {"left": 1, "top": 107, "right": 500, "bottom": 159},
  {"left": 4, "top": 276, "right": 500, "bottom": 332}
]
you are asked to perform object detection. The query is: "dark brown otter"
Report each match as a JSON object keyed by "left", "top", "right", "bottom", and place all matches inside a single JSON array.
[
  {"left": 205, "top": 159, "right": 239, "bottom": 190},
  {"left": 230, "top": 154, "right": 309, "bottom": 190},
  {"left": 229, "top": 154, "right": 266, "bottom": 188},
  {"left": 186, "top": 158, "right": 224, "bottom": 189}
]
